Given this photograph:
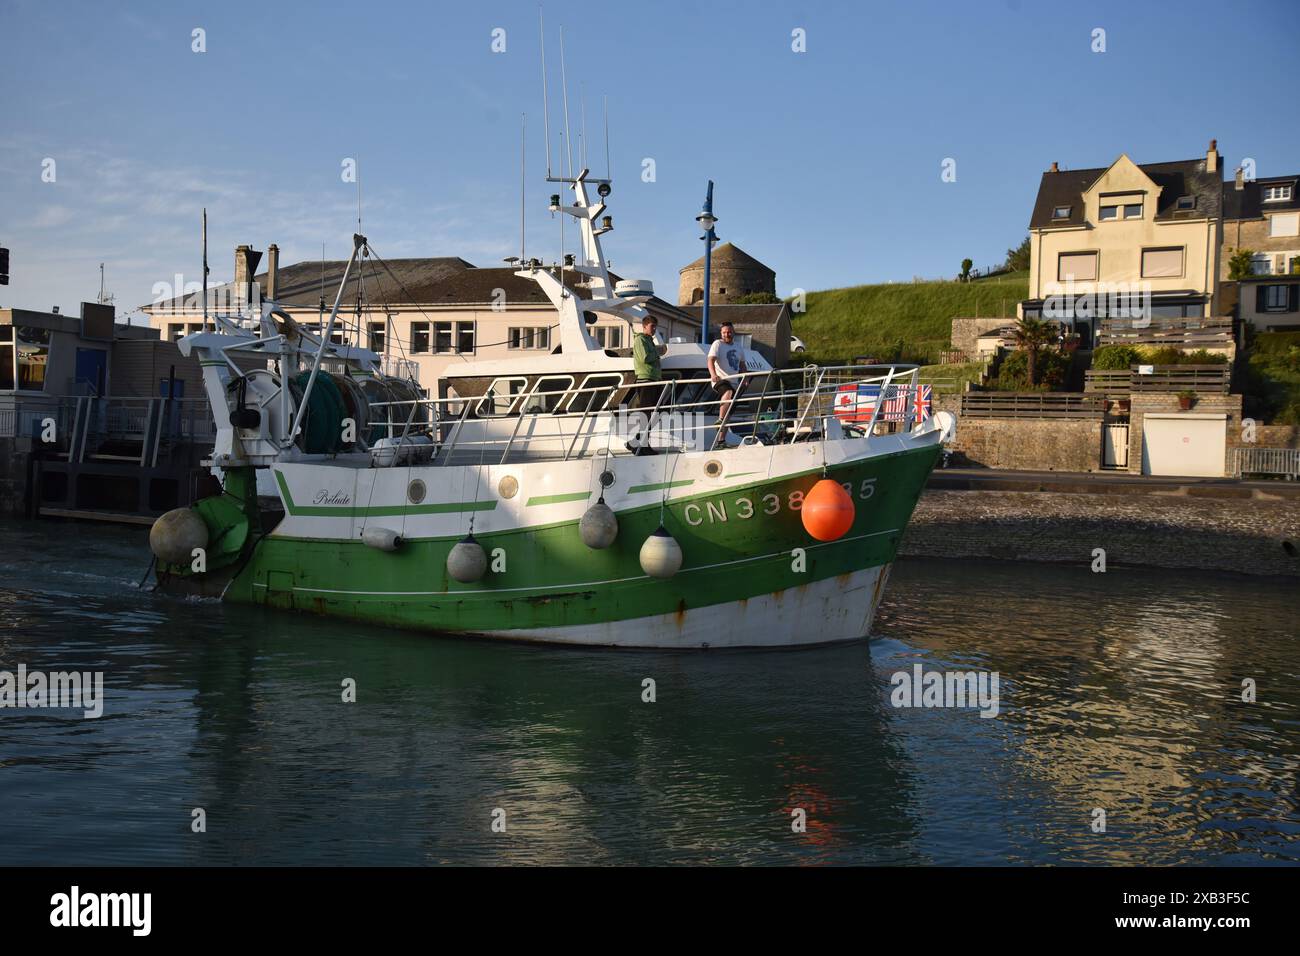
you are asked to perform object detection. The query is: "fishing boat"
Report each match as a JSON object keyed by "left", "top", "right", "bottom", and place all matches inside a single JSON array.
[{"left": 148, "top": 164, "right": 955, "bottom": 648}]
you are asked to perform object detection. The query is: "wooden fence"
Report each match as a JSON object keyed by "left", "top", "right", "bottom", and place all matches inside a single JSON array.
[
  {"left": 1097, "top": 316, "right": 1233, "bottom": 347},
  {"left": 1083, "top": 365, "right": 1230, "bottom": 395},
  {"left": 960, "top": 392, "right": 1105, "bottom": 419}
]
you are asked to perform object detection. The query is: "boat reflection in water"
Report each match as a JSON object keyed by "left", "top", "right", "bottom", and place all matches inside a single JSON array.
[{"left": 0, "top": 517, "right": 1295, "bottom": 865}]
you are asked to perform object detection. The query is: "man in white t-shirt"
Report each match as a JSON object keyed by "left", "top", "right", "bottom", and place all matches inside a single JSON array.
[{"left": 707, "top": 321, "right": 747, "bottom": 437}]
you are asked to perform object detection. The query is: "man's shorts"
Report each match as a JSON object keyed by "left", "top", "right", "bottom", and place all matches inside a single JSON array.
[{"left": 712, "top": 378, "right": 736, "bottom": 397}]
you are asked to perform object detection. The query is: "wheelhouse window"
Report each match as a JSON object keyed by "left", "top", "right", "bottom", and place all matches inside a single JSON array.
[
  {"left": 410, "top": 321, "right": 429, "bottom": 353},
  {"left": 521, "top": 375, "right": 575, "bottom": 414},
  {"left": 566, "top": 373, "right": 624, "bottom": 413},
  {"left": 1058, "top": 251, "right": 1098, "bottom": 282},
  {"left": 593, "top": 325, "right": 623, "bottom": 349},
  {"left": 476, "top": 376, "right": 528, "bottom": 416},
  {"left": 1263, "top": 184, "right": 1294, "bottom": 202},
  {"left": 1141, "top": 247, "right": 1184, "bottom": 279}
]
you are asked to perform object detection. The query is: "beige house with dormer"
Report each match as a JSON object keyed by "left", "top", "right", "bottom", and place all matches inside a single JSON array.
[{"left": 1021, "top": 140, "right": 1225, "bottom": 346}]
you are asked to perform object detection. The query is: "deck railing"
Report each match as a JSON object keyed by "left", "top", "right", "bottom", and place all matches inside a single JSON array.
[
  {"left": 1097, "top": 316, "right": 1233, "bottom": 348},
  {"left": 365, "top": 364, "right": 928, "bottom": 466}
]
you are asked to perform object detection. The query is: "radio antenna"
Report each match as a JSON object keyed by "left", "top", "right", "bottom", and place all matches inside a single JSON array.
[
  {"left": 580, "top": 82, "right": 587, "bottom": 171},
  {"left": 603, "top": 95, "right": 610, "bottom": 181},
  {"left": 559, "top": 26, "right": 573, "bottom": 178},
  {"left": 201, "top": 208, "right": 209, "bottom": 327},
  {"left": 520, "top": 113, "right": 527, "bottom": 262},
  {"left": 538, "top": 7, "right": 552, "bottom": 178}
]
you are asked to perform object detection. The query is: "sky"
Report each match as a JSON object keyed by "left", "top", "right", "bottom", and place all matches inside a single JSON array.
[{"left": 1, "top": 0, "right": 1298, "bottom": 320}]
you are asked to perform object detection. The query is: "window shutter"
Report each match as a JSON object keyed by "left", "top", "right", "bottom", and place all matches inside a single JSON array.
[
  {"left": 1290, "top": 284, "right": 1299, "bottom": 312},
  {"left": 1257, "top": 286, "right": 1267, "bottom": 312}
]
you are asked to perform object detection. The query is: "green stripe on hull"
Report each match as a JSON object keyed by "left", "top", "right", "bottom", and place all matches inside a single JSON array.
[
  {"left": 526, "top": 491, "right": 593, "bottom": 506},
  {"left": 273, "top": 470, "right": 497, "bottom": 517},
  {"left": 227, "top": 443, "right": 940, "bottom": 634}
]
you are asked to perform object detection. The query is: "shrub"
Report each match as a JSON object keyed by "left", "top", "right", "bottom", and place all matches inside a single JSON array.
[
  {"left": 993, "top": 349, "right": 1070, "bottom": 390},
  {"left": 1091, "top": 345, "right": 1141, "bottom": 370}
]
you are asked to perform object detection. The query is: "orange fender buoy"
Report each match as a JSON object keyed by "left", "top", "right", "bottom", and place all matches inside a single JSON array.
[{"left": 801, "top": 478, "right": 856, "bottom": 541}]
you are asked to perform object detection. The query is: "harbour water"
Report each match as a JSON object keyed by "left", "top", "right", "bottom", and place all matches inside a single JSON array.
[{"left": 0, "top": 518, "right": 1296, "bottom": 865}]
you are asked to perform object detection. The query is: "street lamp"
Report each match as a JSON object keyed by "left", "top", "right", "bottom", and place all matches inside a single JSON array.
[{"left": 696, "top": 180, "right": 719, "bottom": 345}]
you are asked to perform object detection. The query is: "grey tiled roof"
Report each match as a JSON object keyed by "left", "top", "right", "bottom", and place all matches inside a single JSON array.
[
  {"left": 1029, "top": 158, "right": 1223, "bottom": 229},
  {"left": 1222, "top": 175, "right": 1300, "bottom": 220}
]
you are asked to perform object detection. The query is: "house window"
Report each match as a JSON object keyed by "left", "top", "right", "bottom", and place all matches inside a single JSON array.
[
  {"left": 1100, "top": 202, "right": 1141, "bottom": 221},
  {"left": 1057, "top": 252, "right": 1098, "bottom": 281},
  {"left": 1263, "top": 285, "right": 1290, "bottom": 312},
  {"left": 456, "top": 321, "right": 475, "bottom": 354},
  {"left": 368, "top": 321, "right": 386, "bottom": 353},
  {"left": 1263, "top": 184, "right": 1294, "bottom": 202},
  {"left": 1269, "top": 212, "right": 1300, "bottom": 238},
  {"left": 1051, "top": 205, "right": 1071, "bottom": 220},
  {"left": 15, "top": 326, "right": 50, "bottom": 391},
  {"left": 593, "top": 325, "right": 623, "bottom": 349},
  {"left": 410, "top": 321, "right": 429, "bottom": 353},
  {"left": 0, "top": 325, "right": 13, "bottom": 390},
  {"left": 507, "top": 326, "right": 550, "bottom": 350},
  {"left": 1176, "top": 196, "right": 1196, "bottom": 211},
  {"left": 168, "top": 323, "right": 186, "bottom": 342},
  {"left": 433, "top": 321, "right": 454, "bottom": 354},
  {"left": 1141, "top": 247, "right": 1184, "bottom": 279},
  {"left": 186, "top": 323, "right": 204, "bottom": 335},
  {"left": 1251, "top": 255, "right": 1274, "bottom": 276}
]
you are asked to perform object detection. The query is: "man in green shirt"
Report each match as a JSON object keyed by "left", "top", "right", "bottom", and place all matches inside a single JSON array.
[{"left": 630, "top": 315, "right": 665, "bottom": 409}]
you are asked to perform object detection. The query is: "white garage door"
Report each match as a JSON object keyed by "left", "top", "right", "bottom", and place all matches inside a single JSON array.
[{"left": 1141, "top": 414, "right": 1226, "bottom": 477}]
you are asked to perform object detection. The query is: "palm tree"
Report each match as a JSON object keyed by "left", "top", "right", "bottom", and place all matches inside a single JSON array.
[{"left": 1012, "top": 316, "right": 1054, "bottom": 386}]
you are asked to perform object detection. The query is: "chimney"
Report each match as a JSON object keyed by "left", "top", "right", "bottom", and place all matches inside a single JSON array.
[
  {"left": 1049, "top": 162, "right": 1059, "bottom": 173},
  {"left": 1207, "top": 138, "right": 1219, "bottom": 174},
  {"left": 1235, "top": 166, "right": 1245, "bottom": 191},
  {"left": 267, "top": 244, "right": 279, "bottom": 301},
  {"left": 233, "top": 244, "right": 262, "bottom": 310}
]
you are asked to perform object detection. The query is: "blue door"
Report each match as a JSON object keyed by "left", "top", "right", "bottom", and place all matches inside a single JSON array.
[{"left": 74, "top": 348, "right": 107, "bottom": 395}]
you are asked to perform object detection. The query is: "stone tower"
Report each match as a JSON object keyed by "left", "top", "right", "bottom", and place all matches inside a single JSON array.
[{"left": 677, "top": 242, "right": 776, "bottom": 306}]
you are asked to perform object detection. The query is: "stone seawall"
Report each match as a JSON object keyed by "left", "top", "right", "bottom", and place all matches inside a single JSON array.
[{"left": 901, "top": 489, "right": 1300, "bottom": 577}]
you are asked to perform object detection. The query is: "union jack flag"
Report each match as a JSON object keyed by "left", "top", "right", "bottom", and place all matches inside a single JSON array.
[{"left": 914, "top": 384, "right": 933, "bottom": 422}]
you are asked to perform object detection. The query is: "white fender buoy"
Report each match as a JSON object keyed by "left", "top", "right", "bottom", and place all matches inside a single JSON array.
[
  {"left": 639, "top": 525, "right": 683, "bottom": 579},
  {"left": 149, "top": 508, "right": 209, "bottom": 566},
  {"left": 362, "top": 527, "right": 403, "bottom": 552},
  {"left": 579, "top": 499, "right": 619, "bottom": 549},
  {"left": 447, "top": 534, "right": 487, "bottom": 583}
]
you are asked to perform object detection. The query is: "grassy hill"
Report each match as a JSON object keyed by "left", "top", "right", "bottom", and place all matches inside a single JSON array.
[{"left": 790, "top": 270, "right": 1028, "bottom": 364}]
